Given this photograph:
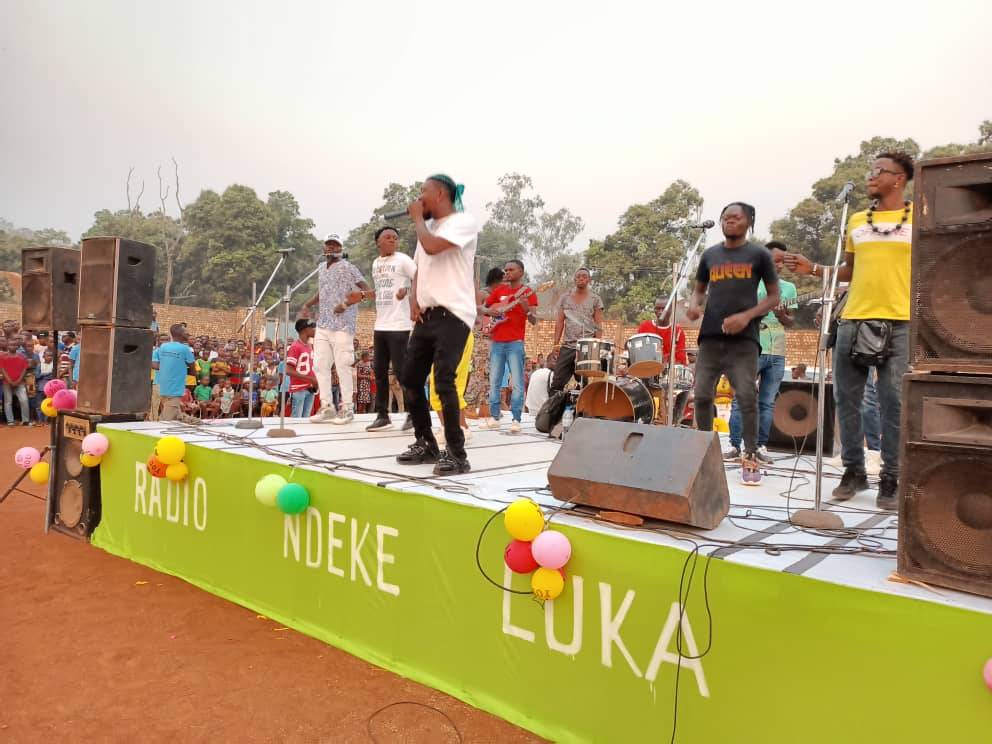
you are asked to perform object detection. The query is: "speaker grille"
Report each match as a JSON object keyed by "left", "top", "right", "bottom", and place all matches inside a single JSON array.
[
  {"left": 772, "top": 388, "right": 817, "bottom": 438},
  {"left": 21, "top": 273, "right": 52, "bottom": 327}
]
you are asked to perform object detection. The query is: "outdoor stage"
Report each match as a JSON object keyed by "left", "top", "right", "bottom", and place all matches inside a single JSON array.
[{"left": 91, "top": 414, "right": 992, "bottom": 743}]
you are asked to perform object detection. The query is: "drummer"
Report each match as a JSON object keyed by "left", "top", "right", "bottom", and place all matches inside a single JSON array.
[
  {"left": 550, "top": 267, "right": 605, "bottom": 393},
  {"left": 637, "top": 297, "right": 687, "bottom": 365}
]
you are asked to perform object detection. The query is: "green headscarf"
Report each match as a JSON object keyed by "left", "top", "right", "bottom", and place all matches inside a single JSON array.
[{"left": 427, "top": 173, "right": 465, "bottom": 212}]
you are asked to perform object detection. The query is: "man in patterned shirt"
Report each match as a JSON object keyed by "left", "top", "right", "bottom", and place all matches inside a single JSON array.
[{"left": 300, "top": 233, "right": 373, "bottom": 425}]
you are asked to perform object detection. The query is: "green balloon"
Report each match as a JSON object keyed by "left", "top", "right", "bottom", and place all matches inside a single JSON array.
[
  {"left": 255, "top": 474, "right": 287, "bottom": 507},
  {"left": 276, "top": 483, "right": 310, "bottom": 514}
]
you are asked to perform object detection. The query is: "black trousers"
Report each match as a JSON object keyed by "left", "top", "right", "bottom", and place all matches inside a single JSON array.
[
  {"left": 400, "top": 307, "right": 471, "bottom": 458},
  {"left": 373, "top": 330, "right": 410, "bottom": 417},
  {"left": 693, "top": 337, "right": 759, "bottom": 454},
  {"left": 550, "top": 345, "right": 577, "bottom": 392}
]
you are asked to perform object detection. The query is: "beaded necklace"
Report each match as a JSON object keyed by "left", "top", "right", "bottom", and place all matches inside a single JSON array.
[{"left": 866, "top": 200, "right": 911, "bottom": 235}]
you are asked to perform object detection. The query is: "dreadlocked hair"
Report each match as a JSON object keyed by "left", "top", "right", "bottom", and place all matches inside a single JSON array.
[{"left": 721, "top": 202, "right": 756, "bottom": 233}]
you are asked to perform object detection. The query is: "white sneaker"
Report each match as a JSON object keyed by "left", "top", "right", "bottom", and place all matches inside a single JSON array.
[
  {"left": 331, "top": 410, "right": 354, "bottom": 425},
  {"left": 509, "top": 421, "right": 522, "bottom": 434},
  {"left": 309, "top": 406, "right": 337, "bottom": 423},
  {"left": 865, "top": 449, "right": 882, "bottom": 477},
  {"left": 481, "top": 417, "right": 501, "bottom": 430}
]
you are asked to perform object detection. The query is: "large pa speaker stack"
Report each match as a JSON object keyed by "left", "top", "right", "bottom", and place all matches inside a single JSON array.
[
  {"left": 899, "top": 153, "right": 992, "bottom": 598},
  {"left": 75, "top": 237, "right": 155, "bottom": 416},
  {"left": 21, "top": 245, "right": 81, "bottom": 331}
]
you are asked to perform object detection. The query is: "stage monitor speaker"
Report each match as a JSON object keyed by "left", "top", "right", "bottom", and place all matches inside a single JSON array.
[
  {"left": 911, "top": 153, "right": 992, "bottom": 373},
  {"left": 897, "top": 373, "right": 992, "bottom": 598},
  {"left": 766, "top": 380, "right": 835, "bottom": 456},
  {"left": 547, "top": 417, "right": 729, "bottom": 529},
  {"left": 77, "top": 236, "right": 155, "bottom": 327},
  {"left": 20, "top": 246, "right": 80, "bottom": 330},
  {"left": 50, "top": 411, "right": 141, "bottom": 538},
  {"left": 76, "top": 325, "right": 154, "bottom": 415}
]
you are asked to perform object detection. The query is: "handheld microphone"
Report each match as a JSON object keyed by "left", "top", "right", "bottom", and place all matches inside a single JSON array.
[
  {"left": 835, "top": 181, "right": 855, "bottom": 203},
  {"left": 382, "top": 208, "right": 408, "bottom": 220},
  {"left": 689, "top": 220, "right": 715, "bottom": 229}
]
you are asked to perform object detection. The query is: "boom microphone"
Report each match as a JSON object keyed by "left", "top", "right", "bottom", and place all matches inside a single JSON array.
[
  {"left": 382, "top": 208, "right": 409, "bottom": 220},
  {"left": 689, "top": 220, "right": 715, "bottom": 229}
]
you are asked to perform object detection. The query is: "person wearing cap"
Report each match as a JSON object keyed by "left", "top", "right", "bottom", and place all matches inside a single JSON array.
[
  {"left": 300, "top": 233, "right": 373, "bottom": 425},
  {"left": 285, "top": 318, "right": 318, "bottom": 418}
]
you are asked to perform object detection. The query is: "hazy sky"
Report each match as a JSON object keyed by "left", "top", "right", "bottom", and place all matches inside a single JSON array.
[{"left": 2, "top": 0, "right": 989, "bottom": 257}]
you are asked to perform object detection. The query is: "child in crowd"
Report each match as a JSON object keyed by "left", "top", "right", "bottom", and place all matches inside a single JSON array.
[
  {"left": 193, "top": 375, "right": 213, "bottom": 415},
  {"left": 260, "top": 377, "right": 280, "bottom": 417},
  {"left": 355, "top": 351, "right": 373, "bottom": 413}
]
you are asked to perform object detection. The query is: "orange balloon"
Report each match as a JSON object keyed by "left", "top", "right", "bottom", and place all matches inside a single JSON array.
[{"left": 146, "top": 454, "right": 168, "bottom": 478}]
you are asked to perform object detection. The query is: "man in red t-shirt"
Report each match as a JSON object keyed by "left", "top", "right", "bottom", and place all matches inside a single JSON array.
[
  {"left": 636, "top": 296, "right": 688, "bottom": 365},
  {"left": 0, "top": 337, "right": 32, "bottom": 426},
  {"left": 481, "top": 259, "right": 538, "bottom": 433},
  {"left": 286, "top": 319, "right": 318, "bottom": 419}
]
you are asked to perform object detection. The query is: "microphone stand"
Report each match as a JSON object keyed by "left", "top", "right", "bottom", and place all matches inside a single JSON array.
[
  {"left": 662, "top": 226, "right": 709, "bottom": 425},
  {"left": 267, "top": 284, "right": 296, "bottom": 438},
  {"left": 791, "top": 191, "right": 852, "bottom": 530},
  {"left": 265, "top": 265, "right": 320, "bottom": 316},
  {"left": 239, "top": 247, "right": 293, "bottom": 332},
  {"left": 234, "top": 281, "right": 263, "bottom": 430}
]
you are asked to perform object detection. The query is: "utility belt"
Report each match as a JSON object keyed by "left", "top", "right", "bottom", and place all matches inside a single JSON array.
[{"left": 841, "top": 319, "right": 906, "bottom": 368}]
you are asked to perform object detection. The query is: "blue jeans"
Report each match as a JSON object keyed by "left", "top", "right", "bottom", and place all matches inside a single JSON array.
[
  {"left": 488, "top": 340, "right": 525, "bottom": 422},
  {"left": 729, "top": 354, "right": 786, "bottom": 449},
  {"left": 3, "top": 382, "right": 29, "bottom": 424},
  {"left": 290, "top": 389, "right": 315, "bottom": 418},
  {"left": 833, "top": 320, "right": 908, "bottom": 479},
  {"left": 862, "top": 368, "right": 881, "bottom": 451}
]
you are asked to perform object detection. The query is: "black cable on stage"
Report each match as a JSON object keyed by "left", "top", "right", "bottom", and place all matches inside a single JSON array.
[{"left": 366, "top": 701, "right": 462, "bottom": 744}]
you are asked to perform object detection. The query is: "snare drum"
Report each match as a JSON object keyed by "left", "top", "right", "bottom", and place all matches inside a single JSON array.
[
  {"left": 575, "top": 338, "right": 615, "bottom": 378},
  {"left": 625, "top": 333, "right": 664, "bottom": 378}
]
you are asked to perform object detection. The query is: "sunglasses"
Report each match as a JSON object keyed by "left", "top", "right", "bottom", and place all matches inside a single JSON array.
[{"left": 867, "top": 167, "right": 903, "bottom": 179}]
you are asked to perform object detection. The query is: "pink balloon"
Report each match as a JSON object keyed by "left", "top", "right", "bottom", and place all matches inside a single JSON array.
[
  {"left": 14, "top": 446, "right": 41, "bottom": 469},
  {"left": 82, "top": 432, "right": 110, "bottom": 457},
  {"left": 504, "top": 540, "right": 539, "bottom": 574},
  {"left": 43, "top": 379, "right": 67, "bottom": 398},
  {"left": 52, "top": 388, "right": 77, "bottom": 411},
  {"left": 984, "top": 658, "right": 992, "bottom": 691},
  {"left": 531, "top": 530, "right": 572, "bottom": 570}
]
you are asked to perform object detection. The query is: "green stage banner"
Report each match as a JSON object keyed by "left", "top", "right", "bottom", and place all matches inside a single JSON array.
[{"left": 92, "top": 429, "right": 992, "bottom": 743}]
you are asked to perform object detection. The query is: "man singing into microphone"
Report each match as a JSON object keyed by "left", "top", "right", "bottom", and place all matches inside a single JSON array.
[
  {"left": 686, "top": 203, "right": 780, "bottom": 483},
  {"left": 396, "top": 174, "right": 479, "bottom": 475},
  {"left": 300, "top": 233, "right": 373, "bottom": 425}
]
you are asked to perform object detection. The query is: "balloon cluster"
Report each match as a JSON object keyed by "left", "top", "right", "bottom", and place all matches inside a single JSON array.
[
  {"left": 146, "top": 436, "right": 189, "bottom": 482},
  {"left": 254, "top": 474, "right": 310, "bottom": 514},
  {"left": 41, "top": 380, "right": 76, "bottom": 415},
  {"left": 503, "top": 498, "right": 573, "bottom": 601},
  {"left": 14, "top": 446, "right": 49, "bottom": 484},
  {"left": 79, "top": 432, "right": 110, "bottom": 468}
]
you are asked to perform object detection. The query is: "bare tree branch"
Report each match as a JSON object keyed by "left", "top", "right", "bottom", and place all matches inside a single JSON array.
[
  {"left": 126, "top": 166, "right": 134, "bottom": 213},
  {"left": 171, "top": 156, "right": 184, "bottom": 219}
]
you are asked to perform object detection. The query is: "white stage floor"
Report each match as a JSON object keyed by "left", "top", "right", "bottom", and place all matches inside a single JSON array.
[{"left": 104, "top": 413, "right": 992, "bottom": 617}]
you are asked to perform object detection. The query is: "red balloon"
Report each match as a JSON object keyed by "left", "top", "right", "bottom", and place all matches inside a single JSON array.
[{"left": 504, "top": 540, "right": 539, "bottom": 574}]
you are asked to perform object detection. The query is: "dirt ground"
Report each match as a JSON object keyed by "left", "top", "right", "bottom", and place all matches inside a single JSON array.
[{"left": 0, "top": 426, "right": 543, "bottom": 743}]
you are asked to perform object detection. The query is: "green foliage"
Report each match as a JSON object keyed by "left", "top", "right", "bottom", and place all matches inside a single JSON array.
[
  {"left": 584, "top": 180, "right": 704, "bottom": 322},
  {"left": 485, "top": 173, "right": 544, "bottom": 247},
  {"left": 343, "top": 182, "right": 423, "bottom": 278},
  {"left": 477, "top": 223, "right": 525, "bottom": 280},
  {"left": 0, "top": 220, "right": 73, "bottom": 273}
]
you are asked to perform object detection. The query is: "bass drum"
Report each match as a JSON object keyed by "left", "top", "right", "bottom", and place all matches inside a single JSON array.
[{"left": 576, "top": 377, "right": 654, "bottom": 425}]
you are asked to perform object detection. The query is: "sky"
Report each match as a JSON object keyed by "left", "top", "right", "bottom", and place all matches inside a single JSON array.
[{"left": 2, "top": 0, "right": 990, "bottom": 257}]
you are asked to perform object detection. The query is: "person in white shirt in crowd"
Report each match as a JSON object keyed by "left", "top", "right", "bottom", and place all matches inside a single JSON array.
[
  {"left": 300, "top": 233, "right": 374, "bottom": 425},
  {"left": 525, "top": 352, "right": 554, "bottom": 414},
  {"left": 395, "top": 174, "right": 479, "bottom": 476}
]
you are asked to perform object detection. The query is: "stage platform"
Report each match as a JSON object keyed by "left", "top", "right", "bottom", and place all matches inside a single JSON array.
[{"left": 91, "top": 414, "right": 992, "bottom": 743}]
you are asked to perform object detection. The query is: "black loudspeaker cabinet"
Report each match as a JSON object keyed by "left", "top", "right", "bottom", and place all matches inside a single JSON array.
[
  {"left": 911, "top": 153, "right": 992, "bottom": 373},
  {"left": 897, "top": 373, "right": 992, "bottom": 598},
  {"left": 49, "top": 411, "right": 141, "bottom": 539},
  {"left": 21, "top": 245, "right": 80, "bottom": 330},
  {"left": 548, "top": 417, "right": 729, "bottom": 529},
  {"left": 766, "top": 380, "right": 836, "bottom": 456},
  {"left": 76, "top": 326, "right": 154, "bottom": 415},
  {"left": 78, "top": 236, "right": 155, "bottom": 327}
]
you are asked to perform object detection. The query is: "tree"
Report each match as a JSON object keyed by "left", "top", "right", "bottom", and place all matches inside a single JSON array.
[
  {"left": 476, "top": 223, "right": 525, "bottom": 283},
  {"left": 340, "top": 182, "right": 423, "bottom": 280},
  {"left": 485, "top": 173, "right": 544, "bottom": 249},
  {"left": 0, "top": 220, "right": 73, "bottom": 273},
  {"left": 532, "top": 207, "right": 584, "bottom": 289},
  {"left": 584, "top": 180, "right": 704, "bottom": 322}
]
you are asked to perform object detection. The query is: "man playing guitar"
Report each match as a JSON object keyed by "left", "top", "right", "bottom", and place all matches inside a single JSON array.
[{"left": 481, "top": 259, "right": 538, "bottom": 433}]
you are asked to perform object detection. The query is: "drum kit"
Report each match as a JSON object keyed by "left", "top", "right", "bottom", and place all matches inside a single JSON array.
[{"left": 573, "top": 334, "right": 694, "bottom": 426}]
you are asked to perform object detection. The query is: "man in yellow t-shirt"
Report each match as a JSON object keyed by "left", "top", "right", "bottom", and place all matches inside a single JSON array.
[{"left": 785, "top": 152, "right": 914, "bottom": 511}]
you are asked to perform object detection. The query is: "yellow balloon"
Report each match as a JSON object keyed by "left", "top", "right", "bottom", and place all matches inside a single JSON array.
[
  {"left": 531, "top": 567, "right": 565, "bottom": 601},
  {"left": 165, "top": 462, "right": 189, "bottom": 482},
  {"left": 504, "top": 498, "right": 544, "bottom": 541},
  {"left": 29, "top": 461, "right": 50, "bottom": 484},
  {"left": 155, "top": 436, "right": 186, "bottom": 465},
  {"left": 41, "top": 398, "right": 57, "bottom": 417},
  {"left": 80, "top": 452, "right": 102, "bottom": 468}
]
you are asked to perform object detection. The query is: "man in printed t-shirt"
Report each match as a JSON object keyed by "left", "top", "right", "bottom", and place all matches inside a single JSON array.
[{"left": 686, "top": 202, "right": 780, "bottom": 482}]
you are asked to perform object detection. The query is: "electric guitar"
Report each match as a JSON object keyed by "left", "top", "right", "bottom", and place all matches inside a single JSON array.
[{"left": 488, "top": 280, "right": 555, "bottom": 328}]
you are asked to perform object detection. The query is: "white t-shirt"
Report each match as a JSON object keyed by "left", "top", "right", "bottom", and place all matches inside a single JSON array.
[
  {"left": 413, "top": 212, "right": 478, "bottom": 330},
  {"left": 525, "top": 367, "right": 552, "bottom": 413},
  {"left": 372, "top": 252, "right": 417, "bottom": 332}
]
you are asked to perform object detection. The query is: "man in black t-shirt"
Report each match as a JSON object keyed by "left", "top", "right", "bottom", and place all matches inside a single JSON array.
[{"left": 685, "top": 202, "right": 780, "bottom": 482}]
